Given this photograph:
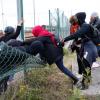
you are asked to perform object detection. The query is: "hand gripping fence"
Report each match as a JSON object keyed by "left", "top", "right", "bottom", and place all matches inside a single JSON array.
[{"left": 0, "top": 42, "right": 45, "bottom": 80}]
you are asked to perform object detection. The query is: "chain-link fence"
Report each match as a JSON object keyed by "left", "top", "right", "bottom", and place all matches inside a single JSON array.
[
  {"left": 48, "top": 8, "right": 70, "bottom": 39},
  {"left": 0, "top": 42, "right": 44, "bottom": 80}
]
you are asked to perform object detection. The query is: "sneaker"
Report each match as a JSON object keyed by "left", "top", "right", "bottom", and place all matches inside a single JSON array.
[
  {"left": 80, "top": 78, "right": 90, "bottom": 90},
  {"left": 74, "top": 79, "right": 82, "bottom": 89},
  {"left": 80, "top": 84, "right": 89, "bottom": 90},
  {"left": 92, "top": 62, "right": 100, "bottom": 68},
  {"left": 75, "top": 73, "right": 83, "bottom": 79},
  {"left": 74, "top": 80, "right": 89, "bottom": 90}
]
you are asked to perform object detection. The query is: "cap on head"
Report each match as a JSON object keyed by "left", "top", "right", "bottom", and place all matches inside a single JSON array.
[
  {"left": 91, "top": 12, "right": 99, "bottom": 18},
  {"left": 4, "top": 26, "right": 15, "bottom": 35}
]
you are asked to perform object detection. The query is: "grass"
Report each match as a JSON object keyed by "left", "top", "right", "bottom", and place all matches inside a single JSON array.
[
  {"left": 0, "top": 48, "right": 100, "bottom": 100},
  {"left": 0, "top": 66, "right": 72, "bottom": 100}
]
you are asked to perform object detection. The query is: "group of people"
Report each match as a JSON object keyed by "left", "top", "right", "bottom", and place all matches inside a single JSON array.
[
  {"left": 59, "top": 12, "right": 100, "bottom": 89},
  {"left": 0, "top": 11, "right": 100, "bottom": 94}
]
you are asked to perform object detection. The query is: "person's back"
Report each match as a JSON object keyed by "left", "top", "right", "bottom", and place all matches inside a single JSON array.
[{"left": 30, "top": 25, "right": 63, "bottom": 64}]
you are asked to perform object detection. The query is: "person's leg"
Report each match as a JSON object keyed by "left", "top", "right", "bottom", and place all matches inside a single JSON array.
[
  {"left": 26, "top": 41, "right": 47, "bottom": 63},
  {"left": 81, "top": 41, "right": 97, "bottom": 89},
  {"left": 97, "top": 46, "right": 100, "bottom": 57},
  {"left": 75, "top": 47, "right": 84, "bottom": 75},
  {"left": 81, "top": 58, "right": 91, "bottom": 89},
  {"left": 0, "top": 76, "right": 9, "bottom": 94},
  {"left": 77, "top": 54, "right": 84, "bottom": 74},
  {"left": 3, "top": 77, "right": 9, "bottom": 92},
  {"left": 55, "top": 59, "right": 78, "bottom": 84},
  {"left": 27, "top": 41, "right": 45, "bottom": 55}
]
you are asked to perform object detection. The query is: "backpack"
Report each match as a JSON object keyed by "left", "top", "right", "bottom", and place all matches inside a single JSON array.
[
  {"left": 90, "top": 25, "right": 100, "bottom": 38},
  {"left": 89, "top": 25, "right": 100, "bottom": 45}
]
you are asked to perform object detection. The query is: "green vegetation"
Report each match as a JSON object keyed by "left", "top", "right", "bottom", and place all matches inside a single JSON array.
[
  {"left": 0, "top": 66, "right": 71, "bottom": 100},
  {"left": 0, "top": 49, "right": 100, "bottom": 100}
]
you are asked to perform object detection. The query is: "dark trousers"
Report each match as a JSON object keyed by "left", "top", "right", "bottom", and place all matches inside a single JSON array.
[
  {"left": 26, "top": 41, "right": 45, "bottom": 56},
  {"left": 0, "top": 76, "right": 9, "bottom": 94},
  {"left": 81, "top": 58, "right": 91, "bottom": 88},
  {"left": 77, "top": 54, "right": 84, "bottom": 74},
  {"left": 28, "top": 41, "right": 79, "bottom": 83},
  {"left": 55, "top": 59, "right": 78, "bottom": 83}
]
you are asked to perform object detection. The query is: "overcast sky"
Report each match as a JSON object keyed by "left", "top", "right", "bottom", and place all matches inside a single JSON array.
[{"left": 0, "top": 0, "right": 100, "bottom": 30}]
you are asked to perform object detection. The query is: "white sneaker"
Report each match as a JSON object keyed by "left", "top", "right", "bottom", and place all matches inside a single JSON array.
[
  {"left": 92, "top": 62, "right": 100, "bottom": 68},
  {"left": 75, "top": 73, "right": 83, "bottom": 79},
  {"left": 74, "top": 79, "right": 82, "bottom": 89}
]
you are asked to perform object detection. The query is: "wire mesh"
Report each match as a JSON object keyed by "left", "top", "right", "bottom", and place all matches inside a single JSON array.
[
  {"left": 49, "top": 8, "right": 70, "bottom": 39},
  {"left": 0, "top": 42, "right": 45, "bottom": 80}
]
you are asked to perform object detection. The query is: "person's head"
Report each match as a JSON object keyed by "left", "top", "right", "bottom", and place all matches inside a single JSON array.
[
  {"left": 69, "top": 15, "right": 78, "bottom": 25},
  {"left": 42, "top": 25, "right": 46, "bottom": 29},
  {"left": 75, "top": 12, "right": 86, "bottom": 26},
  {"left": 32, "top": 25, "right": 44, "bottom": 37},
  {"left": 32, "top": 25, "right": 53, "bottom": 38},
  {"left": 90, "top": 12, "right": 99, "bottom": 23},
  {"left": 4, "top": 26, "right": 15, "bottom": 35}
]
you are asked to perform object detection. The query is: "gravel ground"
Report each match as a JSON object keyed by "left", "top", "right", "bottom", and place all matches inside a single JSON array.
[{"left": 72, "top": 59, "right": 100, "bottom": 96}]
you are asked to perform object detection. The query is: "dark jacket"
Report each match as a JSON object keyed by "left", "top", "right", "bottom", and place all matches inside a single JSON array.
[
  {"left": 64, "top": 12, "right": 98, "bottom": 65},
  {"left": 64, "top": 23, "right": 92, "bottom": 42},
  {"left": 0, "top": 26, "right": 22, "bottom": 42},
  {"left": 90, "top": 17, "right": 100, "bottom": 31},
  {"left": 89, "top": 17, "right": 100, "bottom": 45},
  {"left": 24, "top": 36, "right": 63, "bottom": 65},
  {"left": 24, "top": 26, "right": 63, "bottom": 65}
]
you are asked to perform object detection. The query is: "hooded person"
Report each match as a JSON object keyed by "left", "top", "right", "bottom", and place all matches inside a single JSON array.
[
  {"left": 23, "top": 25, "right": 80, "bottom": 86},
  {"left": 58, "top": 12, "right": 98, "bottom": 89}
]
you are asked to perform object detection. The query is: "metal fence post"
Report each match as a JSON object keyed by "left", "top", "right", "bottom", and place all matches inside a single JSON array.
[
  {"left": 57, "top": 8, "right": 60, "bottom": 38},
  {"left": 49, "top": 10, "right": 52, "bottom": 32},
  {"left": 17, "top": 0, "right": 24, "bottom": 41}
]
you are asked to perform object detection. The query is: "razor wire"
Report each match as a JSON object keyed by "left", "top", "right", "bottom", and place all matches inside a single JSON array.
[{"left": 0, "top": 42, "right": 45, "bottom": 80}]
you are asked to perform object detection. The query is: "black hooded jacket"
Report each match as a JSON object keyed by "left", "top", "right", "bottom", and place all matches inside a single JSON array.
[{"left": 76, "top": 12, "right": 86, "bottom": 26}]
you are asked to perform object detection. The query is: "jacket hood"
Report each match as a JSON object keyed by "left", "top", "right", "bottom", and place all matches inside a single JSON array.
[
  {"left": 32, "top": 25, "right": 43, "bottom": 37},
  {"left": 75, "top": 12, "right": 86, "bottom": 25},
  {"left": 32, "top": 25, "right": 57, "bottom": 46},
  {"left": 32, "top": 25, "right": 53, "bottom": 37}
]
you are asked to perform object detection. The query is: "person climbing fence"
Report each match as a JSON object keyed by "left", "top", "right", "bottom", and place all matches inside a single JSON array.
[{"left": 20, "top": 25, "right": 80, "bottom": 86}]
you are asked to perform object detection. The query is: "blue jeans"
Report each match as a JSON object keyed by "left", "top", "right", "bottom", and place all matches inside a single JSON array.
[
  {"left": 55, "top": 59, "right": 78, "bottom": 83},
  {"left": 97, "top": 45, "right": 100, "bottom": 57}
]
